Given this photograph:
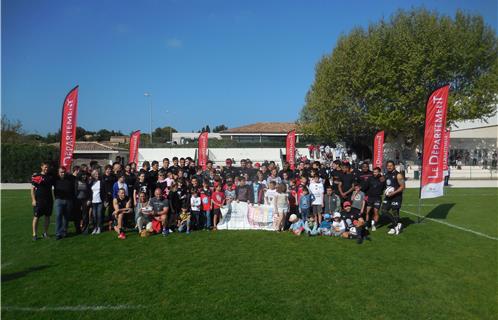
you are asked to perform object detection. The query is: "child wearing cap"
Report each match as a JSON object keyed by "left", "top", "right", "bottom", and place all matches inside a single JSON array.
[
  {"left": 288, "top": 214, "right": 304, "bottom": 235},
  {"left": 331, "top": 212, "right": 348, "bottom": 238},
  {"left": 318, "top": 213, "right": 332, "bottom": 236}
]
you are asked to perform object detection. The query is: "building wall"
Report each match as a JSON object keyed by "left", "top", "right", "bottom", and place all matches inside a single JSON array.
[{"left": 139, "top": 148, "right": 310, "bottom": 167}]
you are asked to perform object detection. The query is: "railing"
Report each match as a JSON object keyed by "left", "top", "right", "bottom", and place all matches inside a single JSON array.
[{"left": 407, "top": 165, "right": 498, "bottom": 180}]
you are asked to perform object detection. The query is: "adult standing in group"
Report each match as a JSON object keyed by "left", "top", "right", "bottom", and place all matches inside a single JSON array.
[
  {"left": 382, "top": 160, "right": 405, "bottom": 235},
  {"left": 75, "top": 171, "right": 91, "bottom": 234},
  {"left": 365, "top": 167, "right": 384, "bottom": 231},
  {"left": 338, "top": 162, "right": 355, "bottom": 204},
  {"left": 53, "top": 166, "right": 76, "bottom": 240},
  {"left": 31, "top": 162, "right": 54, "bottom": 240},
  {"left": 102, "top": 165, "right": 116, "bottom": 229},
  {"left": 89, "top": 169, "right": 105, "bottom": 234}
]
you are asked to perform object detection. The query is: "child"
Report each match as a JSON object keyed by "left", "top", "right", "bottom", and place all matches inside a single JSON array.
[
  {"left": 211, "top": 184, "right": 225, "bottom": 230},
  {"left": 299, "top": 186, "right": 314, "bottom": 222},
  {"left": 304, "top": 215, "right": 319, "bottom": 236},
  {"left": 288, "top": 214, "right": 304, "bottom": 236},
  {"left": 323, "top": 185, "right": 341, "bottom": 220},
  {"left": 318, "top": 213, "right": 332, "bottom": 236},
  {"left": 177, "top": 205, "right": 191, "bottom": 234},
  {"left": 274, "top": 183, "right": 289, "bottom": 232},
  {"left": 190, "top": 190, "right": 201, "bottom": 230},
  {"left": 309, "top": 175, "right": 324, "bottom": 224},
  {"left": 264, "top": 181, "right": 278, "bottom": 206},
  {"left": 331, "top": 212, "right": 348, "bottom": 238},
  {"left": 350, "top": 183, "right": 365, "bottom": 217},
  {"left": 200, "top": 179, "right": 212, "bottom": 230}
]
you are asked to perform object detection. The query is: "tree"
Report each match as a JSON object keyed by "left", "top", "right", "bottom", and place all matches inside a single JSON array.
[
  {"left": 153, "top": 126, "right": 178, "bottom": 142},
  {"left": 213, "top": 124, "right": 228, "bottom": 132},
  {"left": 1, "top": 115, "right": 24, "bottom": 143},
  {"left": 299, "top": 9, "right": 498, "bottom": 156}
]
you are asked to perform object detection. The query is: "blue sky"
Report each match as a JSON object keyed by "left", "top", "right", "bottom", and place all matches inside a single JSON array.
[{"left": 2, "top": 0, "right": 497, "bottom": 135}]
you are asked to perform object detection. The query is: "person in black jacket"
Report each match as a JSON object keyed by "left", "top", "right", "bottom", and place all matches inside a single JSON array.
[
  {"left": 101, "top": 165, "right": 116, "bottom": 229},
  {"left": 53, "top": 166, "right": 76, "bottom": 239}
]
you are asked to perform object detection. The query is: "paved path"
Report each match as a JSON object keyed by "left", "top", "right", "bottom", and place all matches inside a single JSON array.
[{"left": 2, "top": 180, "right": 497, "bottom": 190}]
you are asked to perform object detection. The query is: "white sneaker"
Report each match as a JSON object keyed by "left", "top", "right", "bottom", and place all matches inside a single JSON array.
[
  {"left": 91, "top": 228, "right": 97, "bottom": 235},
  {"left": 388, "top": 228, "right": 396, "bottom": 235},
  {"left": 371, "top": 224, "right": 376, "bottom": 232},
  {"left": 395, "top": 223, "right": 402, "bottom": 235},
  {"left": 95, "top": 228, "right": 101, "bottom": 235}
]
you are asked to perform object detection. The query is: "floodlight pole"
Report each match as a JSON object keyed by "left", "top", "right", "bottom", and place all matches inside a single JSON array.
[{"left": 144, "top": 92, "right": 152, "bottom": 144}]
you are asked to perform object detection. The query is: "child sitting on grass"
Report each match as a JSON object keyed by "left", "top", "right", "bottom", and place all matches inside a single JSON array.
[
  {"left": 331, "top": 212, "right": 348, "bottom": 238},
  {"left": 288, "top": 214, "right": 304, "bottom": 235},
  {"left": 318, "top": 213, "right": 332, "bottom": 236},
  {"left": 304, "top": 215, "right": 319, "bottom": 236},
  {"left": 177, "top": 205, "right": 191, "bottom": 234}
]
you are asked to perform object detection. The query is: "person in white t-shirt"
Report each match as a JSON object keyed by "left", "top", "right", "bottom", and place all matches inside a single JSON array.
[
  {"left": 308, "top": 175, "right": 324, "bottom": 223},
  {"left": 264, "top": 181, "right": 278, "bottom": 206}
]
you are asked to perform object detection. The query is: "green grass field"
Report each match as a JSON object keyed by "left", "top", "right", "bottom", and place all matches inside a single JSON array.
[{"left": 1, "top": 188, "right": 497, "bottom": 320}]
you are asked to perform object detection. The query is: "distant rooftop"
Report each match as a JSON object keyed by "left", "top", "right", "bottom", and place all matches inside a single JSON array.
[{"left": 221, "top": 122, "right": 299, "bottom": 134}]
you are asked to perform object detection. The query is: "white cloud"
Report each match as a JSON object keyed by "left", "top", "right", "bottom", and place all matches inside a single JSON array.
[{"left": 166, "top": 38, "right": 183, "bottom": 48}]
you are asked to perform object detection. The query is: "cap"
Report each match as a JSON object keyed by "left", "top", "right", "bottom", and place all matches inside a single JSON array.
[
  {"left": 289, "top": 214, "right": 298, "bottom": 222},
  {"left": 254, "top": 162, "right": 261, "bottom": 167},
  {"left": 333, "top": 212, "right": 341, "bottom": 218},
  {"left": 324, "top": 213, "right": 331, "bottom": 219},
  {"left": 343, "top": 201, "right": 352, "bottom": 208}
]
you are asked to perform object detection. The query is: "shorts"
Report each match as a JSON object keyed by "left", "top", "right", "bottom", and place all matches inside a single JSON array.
[
  {"left": 213, "top": 208, "right": 222, "bottom": 217},
  {"left": 332, "top": 231, "right": 344, "bottom": 237},
  {"left": 277, "top": 208, "right": 288, "bottom": 215},
  {"left": 367, "top": 197, "right": 382, "bottom": 209},
  {"left": 311, "top": 205, "right": 322, "bottom": 215},
  {"left": 382, "top": 196, "right": 403, "bottom": 211},
  {"left": 33, "top": 203, "right": 53, "bottom": 217}
]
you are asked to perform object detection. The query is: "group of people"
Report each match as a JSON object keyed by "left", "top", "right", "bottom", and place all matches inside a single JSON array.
[{"left": 31, "top": 156, "right": 405, "bottom": 244}]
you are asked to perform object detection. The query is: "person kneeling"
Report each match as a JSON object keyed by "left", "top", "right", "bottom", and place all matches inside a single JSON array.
[
  {"left": 113, "top": 188, "right": 132, "bottom": 239},
  {"left": 341, "top": 201, "right": 368, "bottom": 244},
  {"left": 288, "top": 214, "right": 304, "bottom": 236},
  {"left": 150, "top": 188, "right": 169, "bottom": 237}
]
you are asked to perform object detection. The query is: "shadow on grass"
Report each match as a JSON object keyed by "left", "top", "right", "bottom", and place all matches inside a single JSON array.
[
  {"left": 1, "top": 265, "right": 51, "bottom": 283},
  {"left": 426, "top": 203, "right": 455, "bottom": 220}
]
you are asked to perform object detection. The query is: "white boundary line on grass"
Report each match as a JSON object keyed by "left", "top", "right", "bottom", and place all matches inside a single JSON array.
[
  {"left": 2, "top": 305, "right": 145, "bottom": 312},
  {"left": 401, "top": 209, "right": 498, "bottom": 241}
]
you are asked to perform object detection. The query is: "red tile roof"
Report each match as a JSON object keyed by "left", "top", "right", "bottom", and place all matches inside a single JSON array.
[{"left": 221, "top": 122, "right": 299, "bottom": 134}]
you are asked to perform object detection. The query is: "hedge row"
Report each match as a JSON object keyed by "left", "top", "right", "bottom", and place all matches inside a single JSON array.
[{"left": 1, "top": 144, "right": 59, "bottom": 183}]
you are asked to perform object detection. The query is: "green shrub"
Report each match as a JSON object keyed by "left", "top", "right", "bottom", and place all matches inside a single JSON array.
[{"left": 1, "top": 144, "right": 59, "bottom": 182}]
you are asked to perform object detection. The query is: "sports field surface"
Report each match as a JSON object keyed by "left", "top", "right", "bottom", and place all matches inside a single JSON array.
[{"left": 1, "top": 188, "right": 497, "bottom": 320}]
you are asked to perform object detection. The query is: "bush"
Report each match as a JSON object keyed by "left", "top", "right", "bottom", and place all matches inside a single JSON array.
[{"left": 1, "top": 144, "right": 59, "bottom": 183}]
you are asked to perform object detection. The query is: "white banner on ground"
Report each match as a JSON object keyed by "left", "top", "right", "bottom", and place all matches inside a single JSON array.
[{"left": 218, "top": 202, "right": 275, "bottom": 231}]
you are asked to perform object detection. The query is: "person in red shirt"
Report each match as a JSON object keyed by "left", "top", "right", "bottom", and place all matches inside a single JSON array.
[
  {"left": 200, "top": 179, "right": 212, "bottom": 230},
  {"left": 211, "top": 184, "right": 226, "bottom": 230},
  {"left": 308, "top": 145, "right": 315, "bottom": 159}
]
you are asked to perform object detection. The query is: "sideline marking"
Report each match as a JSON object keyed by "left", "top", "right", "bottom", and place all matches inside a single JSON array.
[
  {"left": 401, "top": 209, "right": 498, "bottom": 241},
  {"left": 2, "top": 305, "right": 145, "bottom": 312}
]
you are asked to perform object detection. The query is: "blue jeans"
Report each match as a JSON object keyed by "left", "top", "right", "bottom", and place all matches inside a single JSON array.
[
  {"left": 300, "top": 208, "right": 310, "bottom": 222},
  {"left": 54, "top": 198, "right": 73, "bottom": 237},
  {"left": 203, "top": 210, "right": 212, "bottom": 229},
  {"left": 92, "top": 202, "right": 103, "bottom": 229}
]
